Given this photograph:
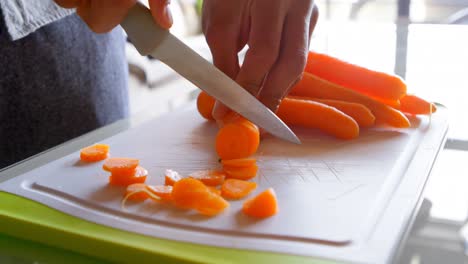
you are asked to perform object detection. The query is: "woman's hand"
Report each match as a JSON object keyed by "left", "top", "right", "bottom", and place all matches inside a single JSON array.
[
  {"left": 54, "top": 0, "right": 173, "bottom": 33},
  {"left": 202, "top": 0, "right": 319, "bottom": 119}
]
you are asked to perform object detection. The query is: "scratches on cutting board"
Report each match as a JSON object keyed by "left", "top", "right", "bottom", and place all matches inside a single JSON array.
[{"left": 327, "top": 184, "right": 365, "bottom": 201}]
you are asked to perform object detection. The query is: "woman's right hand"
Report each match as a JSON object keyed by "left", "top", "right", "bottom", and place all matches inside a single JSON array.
[{"left": 54, "top": 0, "right": 173, "bottom": 33}]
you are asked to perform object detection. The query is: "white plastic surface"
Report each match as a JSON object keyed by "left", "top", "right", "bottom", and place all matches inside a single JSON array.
[{"left": 0, "top": 105, "right": 448, "bottom": 263}]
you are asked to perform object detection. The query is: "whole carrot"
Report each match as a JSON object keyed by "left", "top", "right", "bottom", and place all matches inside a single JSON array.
[
  {"left": 399, "top": 94, "right": 437, "bottom": 115},
  {"left": 287, "top": 96, "right": 375, "bottom": 127},
  {"left": 277, "top": 97, "right": 360, "bottom": 140},
  {"left": 290, "top": 73, "right": 410, "bottom": 128},
  {"left": 305, "top": 51, "right": 407, "bottom": 101}
]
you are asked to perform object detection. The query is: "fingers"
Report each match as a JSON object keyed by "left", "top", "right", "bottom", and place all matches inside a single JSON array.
[
  {"left": 55, "top": 0, "right": 80, "bottom": 8},
  {"left": 76, "top": 0, "right": 137, "bottom": 33},
  {"left": 148, "top": 0, "right": 173, "bottom": 29},
  {"left": 235, "top": 0, "right": 287, "bottom": 97},
  {"left": 308, "top": 4, "right": 320, "bottom": 48},
  {"left": 258, "top": 1, "right": 315, "bottom": 112}
]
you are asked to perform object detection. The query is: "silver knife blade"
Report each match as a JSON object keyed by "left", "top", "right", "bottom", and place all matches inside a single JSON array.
[{"left": 121, "top": 2, "right": 300, "bottom": 144}]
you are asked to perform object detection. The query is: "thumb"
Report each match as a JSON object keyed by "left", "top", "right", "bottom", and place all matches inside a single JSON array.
[{"left": 148, "top": 0, "right": 173, "bottom": 29}]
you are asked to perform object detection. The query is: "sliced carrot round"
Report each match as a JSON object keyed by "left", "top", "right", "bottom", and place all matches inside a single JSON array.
[
  {"left": 242, "top": 188, "right": 278, "bottom": 218},
  {"left": 197, "top": 91, "right": 216, "bottom": 120},
  {"left": 189, "top": 170, "right": 225, "bottom": 186},
  {"left": 171, "top": 178, "right": 210, "bottom": 209},
  {"left": 221, "top": 179, "right": 257, "bottom": 200},
  {"left": 165, "top": 169, "right": 182, "bottom": 186},
  {"left": 215, "top": 119, "right": 260, "bottom": 160},
  {"left": 196, "top": 191, "right": 229, "bottom": 216},
  {"left": 109, "top": 174, "right": 147, "bottom": 186},
  {"left": 103, "top": 157, "right": 139, "bottom": 175},
  {"left": 221, "top": 158, "right": 257, "bottom": 168},
  {"left": 223, "top": 164, "right": 258, "bottom": 180},
  {"left": 207, "top": 186, "right": 221, "bottom": 196},
  {"left": 124, "top": 183, "right": 149, "bottom": 201},
  {"left": 146, "top": 185, "right": 173, "bottom": 202},
  {"left": 80, "top": 144, "right": 109, "bottom": 162}
]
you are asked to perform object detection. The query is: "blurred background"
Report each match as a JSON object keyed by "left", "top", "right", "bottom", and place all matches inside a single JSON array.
[{"left": 125, "top": 2, "right": 468, "bottom": 263}]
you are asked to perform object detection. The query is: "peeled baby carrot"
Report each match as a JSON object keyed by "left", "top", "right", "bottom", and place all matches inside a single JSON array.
[
  {"left": 165, "top": 169, "right": 182, "bottom": 186},
  {"left": 399, "top": 94, "right": 437, "bottom": 115},
  {"left": 291, "top": 73, "right": 410, "bottom": 128},
  {"left": 80, "top": 144, "right": 109, "bottom": 162},
  {"left": 221, "top": 179, "right": 257, "bottom": 200},
  {"left": 221, "top": 158, "right": 257, "bottom": 168},
  {"left": 189, "top": 170, "right": 225, "bottom": 186},
  {"left": 215, "top": 118, "right": 260, "bottom": 160},
  {"left": 277, "top": 97, "right": 359, "bottom": 139},
  {"left": 196, "top": 191, "right": 229, "bottom": 216},
  {"left": 124, "top": 183, "right": 149, "bottom": 201},
  {"left": 242, "top": 188, "right": 278, "bottom": 218},
  {"left": 109, "top": 166, "right": 148, "bottom": 186},
  {"left": 146, "top": 185, "right": 173, "bottom": 202},
  {"left": 223, "top": 163, "right": 258, "bottom": 180},
  {"left": 171, "top": 178, "right": 211, "bottom": 209},
  {"left": 103, "top": 157, "right": 139, "bottom": 175},
  {"left": 288, "top": 96, "right": 375, "bottom": 127},
  {"left": 196, "top": 91, "right": 216, "bottom": 120},
  {"left": 305, "top": 51, "right": 407, "bottom": 101}
]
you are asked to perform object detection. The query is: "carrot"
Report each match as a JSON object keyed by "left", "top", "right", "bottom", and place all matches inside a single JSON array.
[
  {"left": 288, "top": 96, "right": 375, "bottom": 127},
  {"left": 124, "top": 183, "right": 149, "bottom": 201},
  {"left": 189, "top": 170, "right": 225, "bottom": 186},
  {"left": 291, "top": 73, "right": 410, "bottom": 128},
  {"left": 242, "top": 188, "right": 278, "bottom": 218},
  {"left": 146, "top": 185, "right": 173, "bottom": 202},
  {"left": 221, "top": 158, "right": 256, "bottom": 168},
  {"left": 165, "top": 169, "right": 182, "bottom": 186},
  {"left": 80, "top": 144, "right": 109, "bottom": 162},
  {"left": 171, "top": 178, "right": 211, "bottom": 209},
  {"left": 277, "top": 97, "right": 359, "bottom": 139},
  {"left": 103, "top": 157, "right": 139, "bottom": 175},
  {"left": 197, "top": 91, "right": 216, "bottom": 120},
  {"left": 399, "top": 94, "right": 437, "bottom": 115},
  {"left": 108, "top": 166, "right": 148, "bottom": 186},
  {"left": 208, "top": 186, "right": 221, "bottom": 196},
  {"left": 196, "top": 191, "right": 229, "bottom": 216},
  {"left": 223, "top": 163, "right": 258, "bottom": 180},
  {"left": 221, "top": 179, "right": 257, "bottom": 200},
  {"left": 215, "top": 118, "right": 260, "bottom": 160},
  {"left": 305, "top": 51, "right": 407, "bottom": 101}
]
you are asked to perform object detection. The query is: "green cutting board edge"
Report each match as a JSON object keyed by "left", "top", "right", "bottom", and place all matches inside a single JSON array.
[{"left": 0, "top": 191, "right": 333, "bottom": 264}]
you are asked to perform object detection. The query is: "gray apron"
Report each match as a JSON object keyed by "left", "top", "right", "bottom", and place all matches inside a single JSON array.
[{"left": 0, "top": 12, "right": 129, "bottom": 168}]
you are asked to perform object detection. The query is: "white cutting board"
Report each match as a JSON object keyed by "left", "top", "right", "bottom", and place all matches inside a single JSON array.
[{"left": 0, "top": 105, "right": 448, "bottom": 261}]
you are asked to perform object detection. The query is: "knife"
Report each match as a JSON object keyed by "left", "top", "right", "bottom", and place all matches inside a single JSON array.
[{"left": 120, "top": 2, "right": 300, "bottom": 144}]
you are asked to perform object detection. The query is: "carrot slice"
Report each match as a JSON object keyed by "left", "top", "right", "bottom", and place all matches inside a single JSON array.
[
  {"left": 221, "top": 179, "right": 257, "bottom": 200},
  {"left": 196, "top": 191, "right": 229, "bottom": 216},
  {"left": 288, "top": 96, "right": 375, "bottom": 128},
  {"left": 305, "top": 51, "right": 407, "bottom": 101},
  {"left": 171, "top": 178, "right": 210, "bottom": 209},
  {"left": 109, "top": 174, "right": 147, "bottom": 186},
  {"left": 242, "top": 188, "right": 279, "bottom": 218},
  {"left": 196, "top": 91, "right": 216, "bottom": 120},
  {"left": 165, "top": 169, "right": 182, "bottom": 186},
  {"left": 124, "top": 183, "right": 149, "bottom": 201},
  {"left": 215, "top": 118, "right": 260, "bottom": 160},
  {"left": 399, "top": 94, "right": 437, "bottom": 115},
  {"left": 146, "top": 185, "right": 173, "bottom": 202},
  {"left": 223, "top": 163, "right": 258, "bottom": 180},
  {"left": 103, "top": 157, "right": 139, "bottom": 175},
  {"left": 221, "top": 158, "right": 256, "bottom": 168},
  {"left": 208, "top": 186, "right": 221, "bottom": 196},
  {"left": 291, "top": 73, "right": 410, "bottom": 128},
  {"left": 189, "top": 170, "right": 225, "bottom": 186},
  {"left": 277, "top": 97, "right": 360, "bottom": 139},
  {"left": 80, "top": 144, "right": 109, "bottom": 162}
]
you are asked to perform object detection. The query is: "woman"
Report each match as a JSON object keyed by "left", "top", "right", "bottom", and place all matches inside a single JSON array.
[{"left": 0, "top": 0, "right": 318, "bottom": 168}]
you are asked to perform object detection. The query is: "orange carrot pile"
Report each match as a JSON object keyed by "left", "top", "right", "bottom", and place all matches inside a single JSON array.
[{"left": 305, "top": 51, "right": 407, "bottom": 101}]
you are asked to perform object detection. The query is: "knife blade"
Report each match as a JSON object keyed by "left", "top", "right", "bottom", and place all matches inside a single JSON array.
[{"left": 121, "top": 2, "right": 300, "bottom": 144}]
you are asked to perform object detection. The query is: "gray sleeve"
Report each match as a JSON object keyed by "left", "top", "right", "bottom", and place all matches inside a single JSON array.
[{"left": 0, "top": 0, "right": 74, "bottom": 40}]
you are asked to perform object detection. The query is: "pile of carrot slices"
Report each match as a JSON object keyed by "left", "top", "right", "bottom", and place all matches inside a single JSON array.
[{"left": 79, "top": 145, "right": 275, "bottom": 218}]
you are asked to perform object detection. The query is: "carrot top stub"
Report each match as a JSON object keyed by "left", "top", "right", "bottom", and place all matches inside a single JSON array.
[{"left": 80, "top": 144, "right": 109, "bottom": 162}]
